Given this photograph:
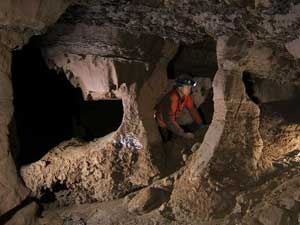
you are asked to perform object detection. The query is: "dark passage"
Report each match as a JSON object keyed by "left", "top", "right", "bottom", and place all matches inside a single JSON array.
[
  {"left": 166, "top": 38, "right": 217, "bottom": 125},
  {"left": 11, "top": 38, "right": 123, "bottom": 166},
  {"left": 242, "top": 72, "right": 260, "bottom": 104},
  {"left": 167, "top": 38, "right": 218, "bottom": 79}
]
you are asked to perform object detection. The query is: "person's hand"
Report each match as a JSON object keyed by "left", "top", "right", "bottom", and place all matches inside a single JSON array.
[{"left": 184, "top": 132, "right": 195, "bottom": 139}]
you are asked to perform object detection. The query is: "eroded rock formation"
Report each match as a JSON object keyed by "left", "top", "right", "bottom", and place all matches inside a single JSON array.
[
  {"left": 20, "top": 33, "right": 178, "bottom": 206},
  {"left": 0, "top": 0, "right": 72, "bottom": 216},
  {"left": 1, "top": 1, "right": 300, "bottom": 225}
]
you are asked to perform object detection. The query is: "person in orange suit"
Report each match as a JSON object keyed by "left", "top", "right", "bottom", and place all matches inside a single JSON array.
[{"left": 155, "top": 74, "right": 204, "bottom": 141}]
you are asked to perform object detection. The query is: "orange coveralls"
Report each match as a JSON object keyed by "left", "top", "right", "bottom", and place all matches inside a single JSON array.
[{"left": 155, "top": 88, "right": 202, "bottom": 137}]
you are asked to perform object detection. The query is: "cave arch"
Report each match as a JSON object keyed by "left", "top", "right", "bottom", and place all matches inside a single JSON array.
[
  {"left": 11, "top": 38, "right": 123, "bottom": 166},
  {"left": 160, "top": 37, "right": 217, "bottom": 173},
  {"left": 165, "top": 37, "right": 217, "bottom": 130},
  {"left": 166, "top": 38, "right": 217, "bottom": 125}
]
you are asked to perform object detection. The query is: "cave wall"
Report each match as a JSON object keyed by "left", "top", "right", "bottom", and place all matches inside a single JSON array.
[
  {"left": 0, "top": 37, "right": 29, "bottom": 216},
  {"left": 0, "top": 0, "right": 72, "bottom": 216},
  {"left": 0, "top": 0, "right": 72, "bottom": 31},
  {"left": 2, "top": 1, "right": 300, "bottom": 224},
  {"left": 169, "top": 37, "right": 263, "bottom": 221},
  {"left": 243, "top": 72, "right": 300, "bottom": 169},
  {"left": 246, "top": 76, "right": 300, "bottom": 104},
  {"left": 169, "top": 36, "right": 300, "bottom": 221},
  {"left": 20, "top": 30, "right": 178, "bottom": 206}
]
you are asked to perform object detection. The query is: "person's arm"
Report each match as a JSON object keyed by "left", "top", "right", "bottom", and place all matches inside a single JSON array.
[
  {"left": 186, "top": 96, "right": 203, "bottom": 125},
  {"left": 162, "top": 95, "right": 185, "bottom": 137}
]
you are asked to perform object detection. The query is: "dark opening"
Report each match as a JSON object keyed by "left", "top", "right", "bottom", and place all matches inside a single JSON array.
[
  {"left": 11, "top": 37, "right": 123, "bottom": 166},
  {"left": 167, "top": 38, "right": 218, "bottom": 80},
  {"left": 242, "top": 72, "right": 300, "bottom": 124},
  {"left": 242, "top": 72, "right": 261, "bottom": 104},
  {"left": 166, "top": 38, "right": 217, "bottom": 126},
  {"left": 160, "top": 38, "right": 217, "bottom": 174}
]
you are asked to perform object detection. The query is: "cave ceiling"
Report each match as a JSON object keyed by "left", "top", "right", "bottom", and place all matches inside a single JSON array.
[{"left": 40, "top": 0, "right": 300, "bottom": 57}]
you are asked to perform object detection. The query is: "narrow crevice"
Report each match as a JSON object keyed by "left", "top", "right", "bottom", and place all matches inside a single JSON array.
[
  {"left": 242, "top": 72, "right": 261, "bottom": 104},
  {"left": 167, "top": 44, "right": 184, "bottom": 79}
]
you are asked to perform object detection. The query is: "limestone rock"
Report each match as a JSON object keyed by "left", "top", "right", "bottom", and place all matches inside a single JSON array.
[
  {"left": 0, "top": 0, "right": 72, "bottom": 31},
  {"left": 258, "top": 205, "right": 284, "bottom": 225},
  {"left": 250, "top": 78, "right": 300, "bottom": 104},
  {"left": 38, "top": 210, "right": 63, "bottom": 225},
  {"left": 20, "top": 130, "right": 155, "bottom": 206},
  {"left": 45, "top": 1, "right": 300, "bottom": 46},
  {"left": 5, "top": 202, "right": 39, "bottom": 225},
  {"left": 43, "top": 24, "right": 167, "bottom": 61},
  {"left": 21, "top": 39, "right": 178, "bottom": 206},
  {"left": 169, "top": 37, "right": 264, "bottom": 221},
  {"left": 0, "top": 42, "right": 29, "bottom": 216},
  {"left": 42, "top": 51, "right": 151, "bottom": 100},
  {"left": 3, "top": 0, "right": 300, "bottom": 224},
  {"left": 128, "top": 187, "right": 170, "bottom": 214},
  {"left": 0, "top": 0, "right": 72, "bottom": 217},
  {"left": 259, "top": 101, "right": 300, "bottom": 168},
  {"left": 285, "top": 38, "right": 300, "bottom": 59}
]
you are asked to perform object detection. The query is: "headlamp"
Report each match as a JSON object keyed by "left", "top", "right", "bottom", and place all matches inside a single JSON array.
[{"left": 176, "top": 79, "right": 197, "bottom": 87}]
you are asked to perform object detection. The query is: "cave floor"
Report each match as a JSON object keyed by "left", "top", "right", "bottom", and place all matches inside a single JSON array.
[{"left": 36, "top": 142, "right": 300, "bottom": 224}]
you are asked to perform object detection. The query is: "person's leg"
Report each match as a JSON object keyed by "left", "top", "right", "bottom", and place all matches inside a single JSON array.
[
  {"left": 175, "top": 117, "right": 197, "bottom": 138},
  {"left": 186, "top": 122, "right": 199, "bottom": 132},
  {"left": 159, "top": 126, "right": 172, "bottom": 142}
]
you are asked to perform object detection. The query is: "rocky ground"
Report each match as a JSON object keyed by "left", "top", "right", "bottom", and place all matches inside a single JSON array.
[
  {"left": 5, "top": 132, "right": 300, "bottom": 225},
  {"left": 24, "top": 148, "right": 299, "bottom": 225}
]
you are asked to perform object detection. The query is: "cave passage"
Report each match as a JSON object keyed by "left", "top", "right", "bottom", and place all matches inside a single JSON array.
[
  {"left": 167, "top": 38, "right": 218, "bottom": 79},
  {"left": 11, "top": 38, "right": 123, "bottom": 166},
  {"left": 157, "top": 38, "right": 217, "bottom": 174},
  {"left": 243, "top": 71, "right": 300, "bottom": 124},
  {"left": 167, "top": 38, "right": 217, "bottom": 125}
]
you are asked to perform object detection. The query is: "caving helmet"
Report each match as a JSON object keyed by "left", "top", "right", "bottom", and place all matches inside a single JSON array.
[{"left": 175, "top": 74, "right": 197, "bottom": 87}]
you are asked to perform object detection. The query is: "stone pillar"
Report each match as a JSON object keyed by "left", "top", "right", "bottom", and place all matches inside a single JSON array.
[
  {"left": 137, "top": 41, "right": 178, "bottom": 171},
  {"left": 169, "top": 36, "right": 263, "bottom": 221}
]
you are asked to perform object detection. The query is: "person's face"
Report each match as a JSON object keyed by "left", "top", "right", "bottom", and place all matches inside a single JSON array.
[{"left": 180, "top": 85, "right": 192, "bottom": 96}]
